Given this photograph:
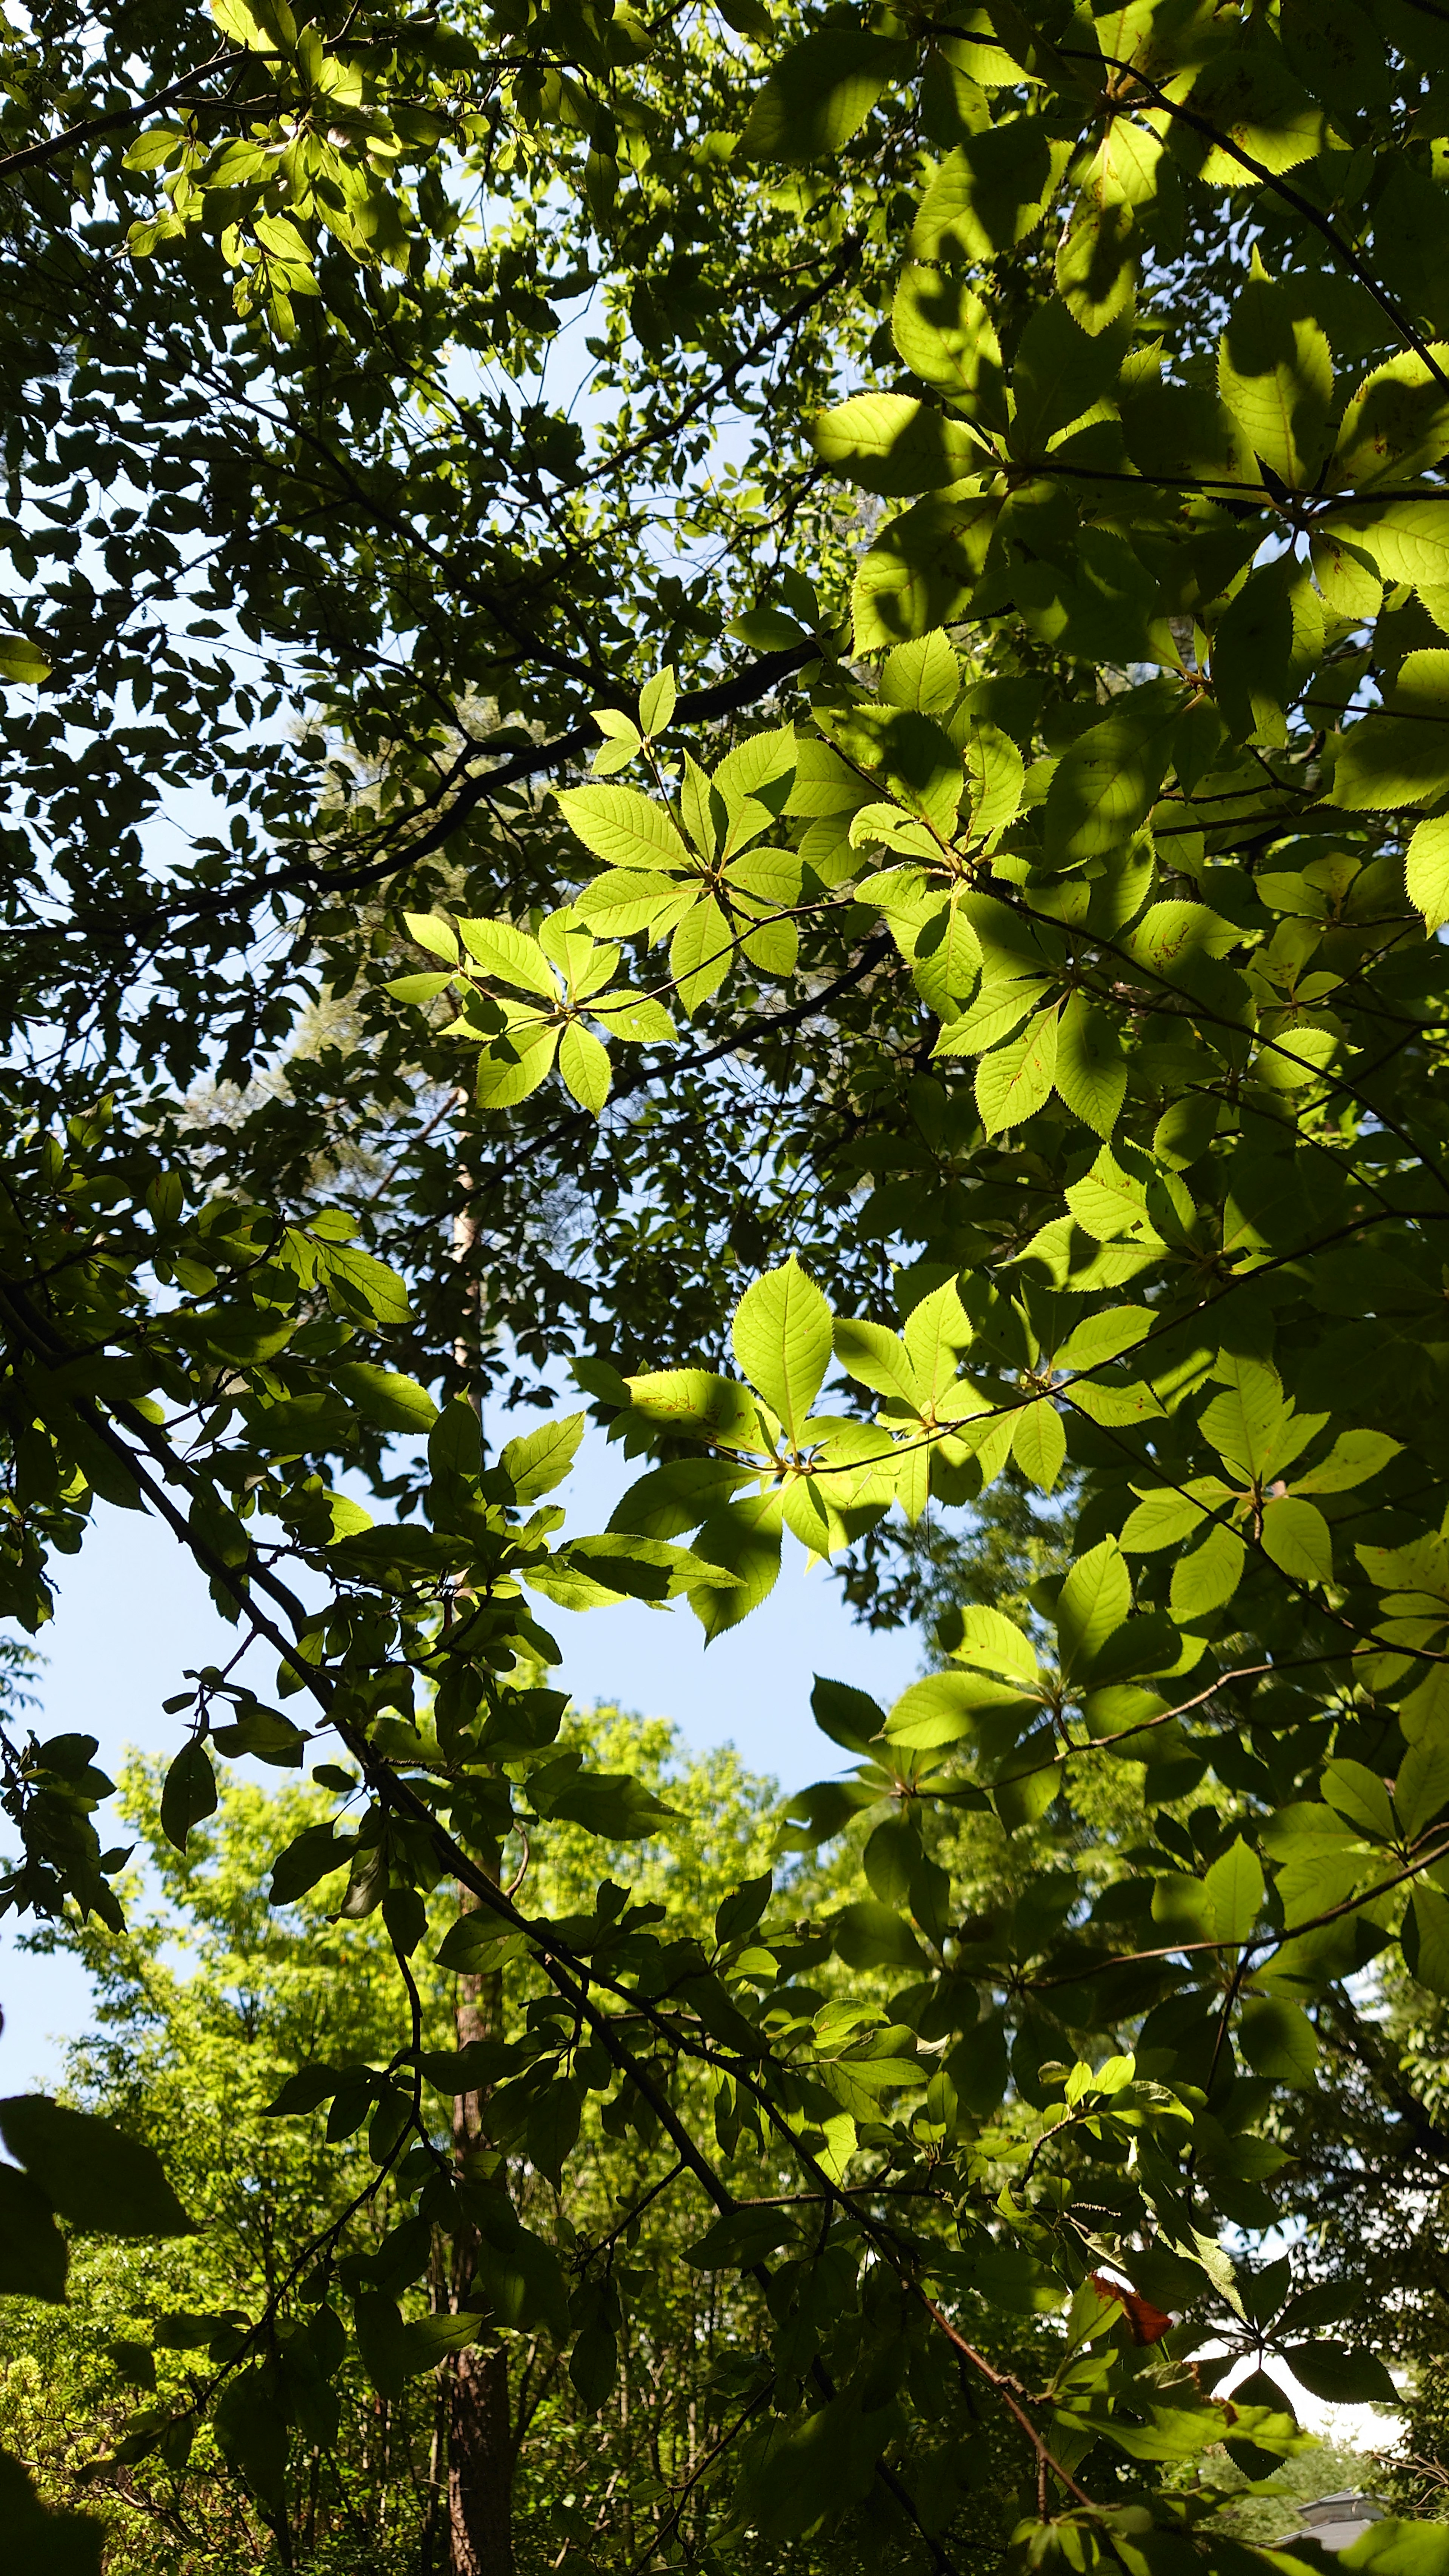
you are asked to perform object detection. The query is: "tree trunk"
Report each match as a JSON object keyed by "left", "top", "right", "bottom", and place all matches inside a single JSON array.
[
  {"left": 446, "top": 1122, "right": 516, "bottom": 2576},
  {"left": 448, "top": 2336, "right": 515, "bottom": 2576},
  {"left": 449, "top": 1926, "right": 514, "bottom": 2576}
]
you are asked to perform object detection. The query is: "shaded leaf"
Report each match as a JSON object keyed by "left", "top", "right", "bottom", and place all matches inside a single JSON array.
[
  {"left": 0, "top": 2099, "right": 195, "bottom": 2238},
  {"left": 738, "top": 31, "right": 909, "bottom": 162}
]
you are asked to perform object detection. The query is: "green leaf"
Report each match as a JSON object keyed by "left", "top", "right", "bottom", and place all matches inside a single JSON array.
[
  {"left": 558, "top": 1020, "right": 612, "bottom": 1113},
  {"left": 1312, "top": 528, "right": 1382, "bottom": 619},
  {"left": 0, "top": 634, "right": 50, "bottom": 687},
  {"left": 211, "top": 0, "right": 297, "bottom": 50},
  {"left": 1335, "top": 499, "right": 1449, "bottom": 592},
  {"left": 332, "top": 1364, "right": 438, "bottom": 1436},
  {"left": 268, "top": 1822, "right": 348, "bottom": 1904},
  {"left": 384, "top": 963, "right": 456, "bottom": 999},
  {"left": 574, "top": 870, "right": 688, "bottom": 938},
  {"left": 0, "top": 2098, "right": 195, "bottom": 2237},
  {"left": 716, "top": 1868, "right": 773, "bottom": 1945},
  {"left": 1064, "top": 1143, "right": 1157, "bottom": 1244},
  {"left": 811, "top": 1674, "right": 887, "bottom": 1753},
  {"left": 950, "top": 1604, "right": 1040, "bottom": 1687},
  {"left": 732, "top": 1260, "right": 832, "bottom": 1443},
  {"left": 902, "top": 1276, "right": 972, "bottom": 1394},
  {"left": 0, "top": 2163, "right": 68, "bottom": 2301},
  {"left": 592, "top": 704, "right": 641, "bottom": 749},
  {"left": 1212, "top": 552, "right": 1322, "bottom": 744},
  {"left": 1217, "top": 257, "right": 1334, "bottom": 486},
  {"left": 685, "top": 2205, "right": 797, "bottom": 2271},
  {"left": 832, "top": 1318, "right": 920, "bottom": 1407},
  {"left": 526, "top": 2082, "right": 582, "bottom": 2187},
  {"left": 1200, "top": 1356, "right": 1297, "bottom": 1481},
  {"left": 1009, "top": 298, "right": 1127, "bottom": 454},
  {"left": 1170, "top": 1522, "right": 1246, "bottom": 1620},
  {"left": 384, "top": 968, "right": 456, "bottom": 1015},
  {"left": 1395, "top": 1738, "right": 1449, "bottom": 1839},
  {"left": 1054, "top": 197, "right": 1136, "bottom": 336},
  {"left": 1053, "top": 993, "right": 1125, "bottom": 1136},
  {"left": 1121, "top": 1486, "right": 1213, "bottom": 1550},
  {"left": 1178, "top": 44, "right": 1327, "bottom": 185},
  {"left": 1333, "top": 652, "right": 1449, "bottom": 808},
  {"left": 0, "top": 2448, "right": 103, "bottom": 2572},
  {"left": 911, "top": 124, "right": 1073, "bottom": 264},
  {"left": 214, "top": 2364, "right": 289, "bottom": 2507},
  {"left": 1056, "top": 1307, "right": 1151, "bottom": 1370},
  {"left": 1056, "top": 1539, "right": 1132, "bottom": 1684},
  {"left": 1283, "top": 2342, "right": 1398, "bottom": 2407},
  {"left": 529, "top": 1755, "right": 679, "bottom": 1839},
  {"left": 740, "top": 909, "right": 799, "bottom": 980},
  {"left": 590, "top": 990, "right": 677, "bottom": 1043},
  {"left": 907, "top": 895, "right": 981, "bottom": 1020},
  {"left": 637, "top": 666, "right": 677, "bottom": 736},
  {"left": 812, "top": 395, "right": 980, "bottom": 497},
  {"left": 975, "top": 1011, "right": 1057, "bottom": 1134},
  {"left": 569, "top": 2319, "right": 618, "bottom": 2409},
  {"left": 728, "top": 607, "right": 810, "bottom": 651},
  {"left": 210, "top": 1704, "right": 306, "bottom": 1767},
  {"left": 308, "top": 1235, "right": 412, "bottom": 1327},
  {"left": 1333, "top": 2516, "right": 1449, "bottom": 2571},
  {"left": 1204, "top": 1837, "right": 1264, "bottom": 1945},
  {"left": 434, "top": 1915, "right": 526, "bottom": 1975},
  {"left": 625, "top": 1370, "right": 771, "bottom": 1448},
  {"left": 456, "top": 917, "right": 557, "bottom": 998},
  {"left": 1291, "top": 1428, "right": 1401, "bottom": 1494},
  {"left": 1043, "top": 679, "right": 1184, "bottom": 861},
  {"left": 892, "top": 268, "right": 1004, "bottom": 418},
  {"left": 499, "top": 1411, "right": 585, "bottom": 1502},
  {"left": 1011, "top": 1396, "right": 1065, "bottom": 1492},
  {"left": 475, "top": 1024, "right": 559, "bottom": 1108},
  {"left": 399, "top": 2309, "right": 485, "bottom": 2374},
  {"left": 832, "top": 1898, "right": 926, "bottom": 1971},
  {"left": 737, "top": 31, "right": 910, "bottom": 163},
  {"left": 1261, "top": 1495, "right": 1333, "bottom": 1586},
  {"left": 121, "top": 124, "right": 185, "bottom": 171},
  {"left": 852, "top": 492, "right": 1000, "bottom": 651},
  {"left": 689, "top": 1489, "right": 784, "bottom": 1638},
  {"left": 159, "top": 1739, "right": 218, "bottom": 1853},
  {"left": 264, "top": 2062, "right": 354, "bottom": 2116},
  {"left": 961, "top": 2239, "right": 1066, "bottom": 2315},
  {"left": 606, "top": 1456, "right": 746, "bottom": 1538},
  {"left": 547, "top": 1533, "right": 737, "bottom": 1606},
  {"left": 670, "top": 897, "right": 733, "bottom": 1015},
  {"left": 1240, "top": 1994, "right": 1319, "bottom": 2085},
  {"left": 1409, "top": 1885, "right": 1449, "bottom": 1996},
  {"left": 555, "top": 784, "right": 692, "bottom": 874},
  {"left": 885, "top": 1668, "right": 1036, "bottom": 1748},
  {"left": 1334, "top": 346, "right": 1449, "bottom": 487},
  {"left": 964, "top": 721, "right": 1025, "bottom": 840},
  {"left": 935, "top": 979, "right": 1040, "bottom": 1061},
  {"left": 1406, "top": 814, "right": 1449, "bottom": 933}
]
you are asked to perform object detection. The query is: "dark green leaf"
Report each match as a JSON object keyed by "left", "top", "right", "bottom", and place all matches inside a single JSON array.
[{"left": 0, "top": 2099, "right": 195, "bottom": 2238}]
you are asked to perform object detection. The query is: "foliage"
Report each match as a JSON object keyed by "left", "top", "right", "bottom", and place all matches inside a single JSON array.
[
  {"left": 8, "top": 0, "right": 1449, "bottom": 2570},
  {"left": 6, "top": 1724, "right": 832, "bottom": 2574}
]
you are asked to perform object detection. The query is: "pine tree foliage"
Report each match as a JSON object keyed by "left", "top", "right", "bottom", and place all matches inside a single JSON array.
[{"left": 6, "top": 0, "right": 1449, "bottom": 2566}]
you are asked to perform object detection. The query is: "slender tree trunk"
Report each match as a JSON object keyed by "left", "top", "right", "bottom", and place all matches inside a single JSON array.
[
  {"left": 449, "top": 1939, "right": 514, "bottom": 2576},
  {"left": 446, "top": 1130, "right": 516, "bottom": 2576},
  {"left": 448, "top": 2335, "right": 515, "bottom": 2576}
]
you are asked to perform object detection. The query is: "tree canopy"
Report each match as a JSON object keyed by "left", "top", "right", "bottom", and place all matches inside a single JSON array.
[{"left": 8, "top": 0, "right": 1449, "bottom": 2568}]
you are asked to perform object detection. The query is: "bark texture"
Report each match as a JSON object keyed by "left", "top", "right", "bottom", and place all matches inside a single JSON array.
[
  {"left": 448, "top": 2337, "right": 515, "bottom": 2576},
  {"left": 446, "top": 1155, "right": 515, "bottom": 2576},
  {"left": 448, "top": 1920, "right": 514, "bottom": 2576}
]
